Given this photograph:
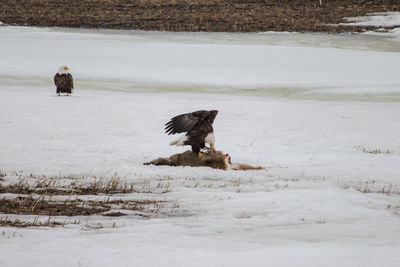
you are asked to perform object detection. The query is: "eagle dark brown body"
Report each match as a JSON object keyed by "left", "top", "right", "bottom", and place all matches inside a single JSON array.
[
  {"left": 165, "top": 110, "right": 218, "bottom": 154},
  {"left": 54, "top": 73, "right": 74, "bottom": 95}
]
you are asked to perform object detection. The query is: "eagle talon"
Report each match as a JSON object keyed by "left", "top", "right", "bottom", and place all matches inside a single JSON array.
[{"left": 198, "top": 152, "right": 205, "bottom": 158}]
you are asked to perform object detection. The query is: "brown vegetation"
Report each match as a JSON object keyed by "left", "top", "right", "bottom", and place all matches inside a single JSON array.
[
  {"left": 0, "top": 196, "right": 109, "bottom": 216},
  {"left": 0, "top": 195, "right": 164, "bottom": 216},
  {"left": 0, "top": 176, "right": 165, "bottom": 195},
  {"left": 354, "top": 145, "right": 393, "bottom": 155},
  {"left": 0, "top": 217, "right": 67, "bottom": 228},
  {"left": 0, "top": 177, "right": 169, "bottom": 227},
  {"left": 0, "top": 0, "right": 398, "bottom": 32}
]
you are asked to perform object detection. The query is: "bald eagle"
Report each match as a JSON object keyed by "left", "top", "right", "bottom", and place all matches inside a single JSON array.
[
  {"left": 165, "top": 110, "right": 218, "bottom": 157},
  {"left": 54, "top": 65, "right": 74, "bottom": 96}
]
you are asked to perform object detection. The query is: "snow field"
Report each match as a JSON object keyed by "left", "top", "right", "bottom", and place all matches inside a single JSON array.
[{"left": 1, "top": 23, "right": 400, "bottom": 266}]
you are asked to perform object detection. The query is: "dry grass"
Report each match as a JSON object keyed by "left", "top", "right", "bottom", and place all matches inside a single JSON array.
[
  {"left": 0, "top": 216, "right": 72, "bottom": 228},
  {"left": 356, "top": 183, "right": 393, "bottom": 195},
  {"left": 0, "top": 176, "right": 170, "bottom": 227},
  {"left": 0, "top": 196, "right": 110, "bottom": 216},
  {"left": 0, "top": 193, "right": 165, "bottom": 216},
  {"left": 0, "top": 176, "right": 169, "bottom": 195},
  {"left": 354, "top": 146, "right": 393, "bottom": 155},
  {"left": 340, "top": 179, "right": 396, "bottom": 196},
  {"left": 0, "top": 195, "right": 166, "bottom": 227}
]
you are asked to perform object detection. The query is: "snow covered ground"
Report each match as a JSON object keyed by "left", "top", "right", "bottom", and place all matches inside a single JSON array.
[
  {"left": 343, "top": 12, "right": 400, "bottom": 28},
  {"left": 1, "top": 23, "right": 400, "bottom": 266},
  {"left": 342, "top": 11, "right": 400, "bottom": 42}
]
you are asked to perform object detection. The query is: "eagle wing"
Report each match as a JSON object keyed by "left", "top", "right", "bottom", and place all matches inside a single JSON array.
[
  {"left": 54, "top": 74, "right": 60, "bottom": 87},
  {"left": 165, "top": 110, "right": 209, "bottom": 135},
  {"left": 66, "top": 73, "right": 74, "bottom": 89}
]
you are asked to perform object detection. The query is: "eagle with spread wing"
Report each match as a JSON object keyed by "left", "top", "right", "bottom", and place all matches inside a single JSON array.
[
  {"left": 54, "top": 65, "right": 74, "bottom": 96},
  {"left": 165, "top": 110, "right": 218, "bottom": 157}
]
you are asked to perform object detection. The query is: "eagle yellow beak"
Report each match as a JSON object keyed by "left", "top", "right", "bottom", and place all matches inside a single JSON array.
[{"left": 65, "top": 67, "right": 70, "bottom": 71}]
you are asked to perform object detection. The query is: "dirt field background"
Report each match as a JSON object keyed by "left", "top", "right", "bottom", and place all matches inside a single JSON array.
[{"left": 0, "top": 0, "right": 399, "bottom": 32}]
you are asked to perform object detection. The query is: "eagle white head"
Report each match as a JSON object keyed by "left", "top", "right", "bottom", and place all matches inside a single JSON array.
[
  {"left": 205, "top": 132, "right": 215, "bottom": 150},
  {"left": 58, "top": 65, "right": 70, "bottom": 75}
]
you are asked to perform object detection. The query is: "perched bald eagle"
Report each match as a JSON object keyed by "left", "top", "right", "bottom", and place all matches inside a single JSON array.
[
  {"left": 165, "top": 110, "right": 218, "bottom": 157},
  {"left": 54, "top": 65, "right": 74, "bottom": 96}
]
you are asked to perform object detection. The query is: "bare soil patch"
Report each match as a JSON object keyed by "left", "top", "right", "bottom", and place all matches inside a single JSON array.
[{"left": 0, "top": 0, "right": 399, "bottom": 32}]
